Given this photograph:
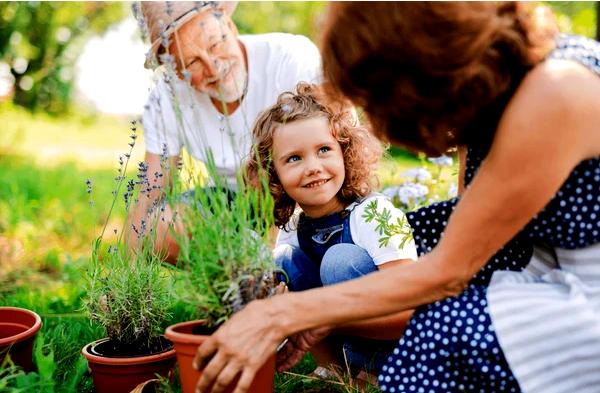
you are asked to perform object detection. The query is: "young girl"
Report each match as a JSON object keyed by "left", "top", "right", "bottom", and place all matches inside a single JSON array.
[{"left": 245, "top": 82, "right": 417, "bottom": 375}]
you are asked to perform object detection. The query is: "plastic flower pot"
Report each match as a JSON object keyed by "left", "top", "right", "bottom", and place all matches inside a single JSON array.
[
  {"left": 82, "top": 336, "right": 176, "bottom": 393},
  {"left": 0, "top": 306, "right": 42, "bottom": 372},
  {"left": 165, "top": 320, "right": 276, "bottom": 393}
]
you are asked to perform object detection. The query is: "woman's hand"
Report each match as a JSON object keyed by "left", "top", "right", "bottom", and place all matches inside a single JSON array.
[
  {"left": 193, "top": 299, "right": 286, "bottom": 393},
  {"left": 276, "top": 326, "right": 332, "bottom": 372}
]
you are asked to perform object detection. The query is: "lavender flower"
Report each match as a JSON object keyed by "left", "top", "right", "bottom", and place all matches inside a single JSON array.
[{"left": 448, "top": 183, "right": 459, "bottom": 198}]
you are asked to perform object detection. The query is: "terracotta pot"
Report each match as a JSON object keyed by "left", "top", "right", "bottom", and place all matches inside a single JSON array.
[
  {"left": 0, "top": 306, "right": 42, "bottom": 372},
  {"left": 82, "top": 336, "right": 176, "bottom": 393},
  {"left": 165, "top": 320, "right": 276, "bottom": 393}
]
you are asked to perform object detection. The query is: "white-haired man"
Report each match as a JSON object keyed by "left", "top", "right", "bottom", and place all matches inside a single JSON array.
[{"left": 129, "top": 2, "right": 321, "bottom": 261}]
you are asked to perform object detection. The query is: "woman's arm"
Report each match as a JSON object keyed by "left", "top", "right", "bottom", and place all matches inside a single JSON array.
[
  {"left": 332, "top": 259, "right": 414, "bottom": 339},
  {"left": 194, "top": 60, "right": 600, "bottom": 393}
]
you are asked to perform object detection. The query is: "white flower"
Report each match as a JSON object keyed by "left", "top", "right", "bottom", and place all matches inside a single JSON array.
[
  {"left": 428, "top": 155, "right": 453, "bottom": 167},
  {"left": 448, "top": 183, "right": 458, "bottom": 198},
  {"left": 402, "top": 167, "right": 432, "bottom": 183},
  {"left": 381, "top": 185, "right": 400, "bottom": 200},
  {"left": 397, "top": 182, "right": 429, "bottom": 206}
]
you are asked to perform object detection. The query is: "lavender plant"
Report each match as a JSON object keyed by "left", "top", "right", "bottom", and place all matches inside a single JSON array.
[
  {"left": 83, "top": 122, "right": 173, "bottom": 353},
  {"left": 132, "top": 2, "right": 283, "bottom": 329},
  {"left": 171, "top": 150, "right": 281, "bottom": 328}
]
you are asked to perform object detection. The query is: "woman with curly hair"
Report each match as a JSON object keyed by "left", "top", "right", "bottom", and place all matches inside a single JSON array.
[
  {"left": 245, "top": 82, "right": 417, "bottom": 375},
  {"left": 193, "top": 3, "right": 600, "bottom": 393}
]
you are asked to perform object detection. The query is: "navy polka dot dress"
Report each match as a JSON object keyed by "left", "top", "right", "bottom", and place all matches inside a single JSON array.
[{"left": 379, "top": 34, "right": 600, "bottom": 393}]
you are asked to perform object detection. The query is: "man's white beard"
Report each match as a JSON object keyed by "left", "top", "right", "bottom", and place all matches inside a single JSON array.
[{"left": 207, "top": 63, "right": 247, "bottom": 104}]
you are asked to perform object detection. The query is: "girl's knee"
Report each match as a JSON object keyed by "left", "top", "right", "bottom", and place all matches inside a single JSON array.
[{"left": 320, "top": 243, "right": 376, "bottom": 285}]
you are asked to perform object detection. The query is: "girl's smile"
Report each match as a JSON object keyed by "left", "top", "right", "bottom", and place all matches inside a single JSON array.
[{"left": 303, "top": 178, "right": 330, "bottom": 188}]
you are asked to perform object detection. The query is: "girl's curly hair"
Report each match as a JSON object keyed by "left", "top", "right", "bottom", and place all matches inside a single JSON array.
[
  {"left": 245, "top": 82, "right": 383, "bottom": 228},
  {"left": 320, "top": 2, "right": 558, "bottom": 155}
]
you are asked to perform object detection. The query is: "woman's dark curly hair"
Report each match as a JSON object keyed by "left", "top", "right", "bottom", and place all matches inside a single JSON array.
[
  {"left": 321, "top": 2, "right": 557, "bottom": 155},
  {"left": 245, "top": 82, "right": 383, "bottom": 228}
]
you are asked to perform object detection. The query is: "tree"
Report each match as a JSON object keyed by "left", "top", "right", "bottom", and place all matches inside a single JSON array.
[
  {"left": 233, "top": 2, "right": 326, "bottom": 41},
  {"left": 546, "top": 1, "right": 598, "bottom": 39},
  {"left": 0, "top": 2, "right": 126, "bottom": 114}
]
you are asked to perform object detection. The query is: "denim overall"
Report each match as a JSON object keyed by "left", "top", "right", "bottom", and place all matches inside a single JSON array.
[
  {"left": 274, "top": 201, "right": 398, "bottom": 374},
  {"left": 297, "top": 207, "right": 354, "bottom": 266}
]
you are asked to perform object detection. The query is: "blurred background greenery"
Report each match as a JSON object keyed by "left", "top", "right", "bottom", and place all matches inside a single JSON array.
[
  {"left": 0, "top": 2, "right": 598, "bottom": 391},
  {"left": 0, "top": 2, "right": 597, "bottom": 115}
]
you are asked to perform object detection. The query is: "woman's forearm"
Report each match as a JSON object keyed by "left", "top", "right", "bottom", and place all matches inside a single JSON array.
[
  {"left": 333, "top": 309, "right": 413, "bottom": 340},
  {"left": 273, "top": 249, "right": 464, "bottom": 338}
]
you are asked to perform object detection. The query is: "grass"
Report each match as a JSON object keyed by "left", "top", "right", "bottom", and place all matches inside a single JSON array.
[{"left": 0, "top": 106, "right": 455, "bottom": 392}]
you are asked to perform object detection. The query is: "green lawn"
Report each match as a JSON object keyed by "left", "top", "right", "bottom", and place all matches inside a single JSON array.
[{"left": 0, "top": 105, "right": 454, "bottom": 392}]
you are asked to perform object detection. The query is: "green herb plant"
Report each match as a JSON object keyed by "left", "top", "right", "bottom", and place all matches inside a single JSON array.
[
  {"left": 83, "top": 122, "right": 173, "bottom": 352},
  {"left": 172, "top": 149, "right": 281, "bottom": 328}
]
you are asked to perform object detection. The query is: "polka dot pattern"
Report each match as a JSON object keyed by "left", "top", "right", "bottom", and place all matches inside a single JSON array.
[
  {"left": 380, "top": 35, "right": 600, "bottom": 392},
  {"left": 380, "top": 286, "right": 520, "bottom": 392}
]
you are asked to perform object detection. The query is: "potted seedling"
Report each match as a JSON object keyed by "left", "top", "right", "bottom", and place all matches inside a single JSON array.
[
  {"left": 164, "top": 152, "right": 283, "bottom": 393},
  {"left": 81, "top": 124, "right": 176, "bottom": 393}
]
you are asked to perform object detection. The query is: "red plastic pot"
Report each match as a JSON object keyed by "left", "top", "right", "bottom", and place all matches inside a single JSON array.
[
  {"left": 0, "top": 306, "right": 42, "bottom": 372},
  {"left": 165, "top": 320, "right": 276, "bottom": 393},
  {"left": 82, "top": 336, "right": 176, "bottom": 393}
]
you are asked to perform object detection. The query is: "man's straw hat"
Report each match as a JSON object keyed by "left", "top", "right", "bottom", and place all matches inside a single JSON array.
[{"left": 141, "top": 1, "right": 238, "bottom": 62}]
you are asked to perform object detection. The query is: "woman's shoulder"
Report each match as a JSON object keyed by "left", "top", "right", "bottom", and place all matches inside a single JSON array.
[{"left": 501, "top": 54, "right": 600, "bottom": 158}]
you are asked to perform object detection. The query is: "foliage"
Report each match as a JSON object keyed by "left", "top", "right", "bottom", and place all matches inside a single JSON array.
[
  {"left": 82, "top": 122, "right": 173, "bottom": 351},
  {"left": 546, "top": 1, "right": 598, "bottom": 39},
  {"left": 172, "top": 151, "right": 282, "bottom": 327},
  {"left": 0, "top": 332, "right": 87, "bottom": 393},
  {"left": 234, "top": 2, "right": 326, "bottom": 41},
  {"left": 0, "top": 2, "right": 126, "bottom": 114},
  {"left": 84, "top": 245, "right": 172, "bottom": 350},
  {"left": 380, "top": 154, "right": 458, "bottom": 212}
]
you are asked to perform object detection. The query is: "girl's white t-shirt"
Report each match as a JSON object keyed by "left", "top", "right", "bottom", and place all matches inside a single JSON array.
[{"left": 276, "top": 194, "right": 418, "bottom": 266}]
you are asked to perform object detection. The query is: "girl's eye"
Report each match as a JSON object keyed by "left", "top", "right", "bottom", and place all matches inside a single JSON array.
[
  {"left": 319, "top": 146, "right": 331, "bottom": 154},
  {"left": 286, "top": 155, "right": 300, "bottom": 163}
]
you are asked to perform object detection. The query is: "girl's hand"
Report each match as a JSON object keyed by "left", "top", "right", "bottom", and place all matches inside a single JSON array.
[
  {"left": 193, "top": 299, "right": 286, "bottom": 393},
  {"left": 276, "top": 326, "right": 332, "bottom": 372}
]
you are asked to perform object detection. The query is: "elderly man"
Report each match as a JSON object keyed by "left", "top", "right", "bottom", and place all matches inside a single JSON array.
[{"left": 129, "top": 2, "right": 321, "bottom": 261}]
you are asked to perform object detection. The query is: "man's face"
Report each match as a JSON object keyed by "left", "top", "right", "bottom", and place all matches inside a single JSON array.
[{"left": 168, "top": 11, "right": 247, "bottom": 103}]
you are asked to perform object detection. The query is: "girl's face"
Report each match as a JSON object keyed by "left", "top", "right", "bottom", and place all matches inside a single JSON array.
[{"left": 272, "top": 116, "right": 345, "bottom": 218}]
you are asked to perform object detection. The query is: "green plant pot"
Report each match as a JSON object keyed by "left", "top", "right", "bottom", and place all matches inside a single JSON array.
[
  {"left": 0, "top": 306, "right": 42, "bottom": 372},
  {"left": 165, "top": 320, "right": 276, "bottom": 393}
]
